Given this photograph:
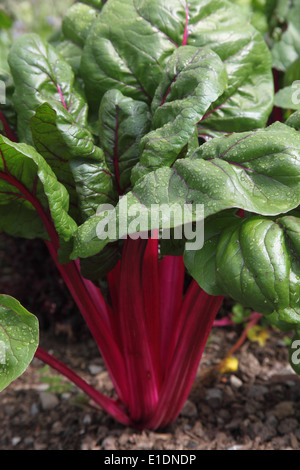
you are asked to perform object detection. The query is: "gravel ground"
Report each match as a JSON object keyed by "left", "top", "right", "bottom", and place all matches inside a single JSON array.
[{"left": 1, "top": 234, "right": 300, "bottom": 450}]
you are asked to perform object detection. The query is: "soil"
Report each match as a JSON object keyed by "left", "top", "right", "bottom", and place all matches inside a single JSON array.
[{"left": 1, "top": 234, "right": 300, "bottom": 451}]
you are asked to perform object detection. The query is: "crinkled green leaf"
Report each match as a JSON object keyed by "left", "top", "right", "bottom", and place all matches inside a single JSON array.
[
  {"left": 197, "top": 215, "right": 300, "bottom": 325},
  {"left": 271, "top": 2, "right": 300, "bottom": 71},
  {"left": 286, "top": 110, "right": 300, "bottom": 130},
  {"left": 274, "top": 85, "right": 300, "bottom": 111},
  {"left": 81, "top": 0, "right": 105, "bottom": 8},
  {"left": 71, "top": 123, "right": 300, "bottom": 259},
  {"left": 62, "top": 2, "right": 100, "bottom": 48},
  {"left": 55, "top": 40, "right": 83, "bottom": 75},
  {"left": 70, "top": 150, "right": 117, "bottom": 220},
  {"left": 56, "top": 1, "right": 101, "bottom": 73},
  {"left": 0, "top": 135, "right": 77, "bottom": 243},
  {"left": 0, "top": 294, "right": 39, "bottom": 392},
  {"left": 186, "top": 212, "right": 300, "bottom": 327},
  {"left": 0, "top": 30, "right": 11, "bottom": 77},
  {"left": 0, "top": 30, "right": 16, "bottom": 133},
  {"left": 71, "top": 175, "right": 206, "bottom": 259},
  {"left": 8, "top": 33, "right": 88, "bottom": 145},
  {"left": 99, "top": 89, "right": 151, "bottom": 193},
  {"left": 184, "top": 210, "right": 241, "bottom": 296},
  {"left": 131, "top": 45, "right": 228, "bottom": 182},
  {"left": 228, "top": 0, "right": 268, "bottom": 34},
  {"left": 81, "top": 0, "right": 273, "bottom": 137},
  {"left": 30, "top": 103, "right": 81, "bottom": 221},
  {"left": 283, "top": 58, "right": 300, "bottom": 87},
  {"left": 30, "top": 102, "right": 116, "bottom": 222},
  {"left": 187, "top": 122, "right": 300, "bottom": 216}
]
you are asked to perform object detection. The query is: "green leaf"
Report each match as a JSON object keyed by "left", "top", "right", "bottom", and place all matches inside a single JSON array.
[
  {"left": 221, "top": 216, "right": 300, "bottom": 324},
  {"left": 70, "top": 148, "right": 117, "bottom": 219},
  {"left": 274, "top": 84, "right": 300, "bottom": 111},
  {"left": 62, "top": 2, "right": 100, "bottom": 48},
  {"left": 8, "top": 33, "right": 88, "bottom": 145},
  {"left": 271, "top": 2, "right": 300, "bottom": 71},
  {"left": 81, "top": 0, "right": 273, "bottom": 136},
  {"left": 131, "top": 45, "right": 228, "bottom": 182},
  {"left": 30, "top": 103, "right": 81, "bottom": 221},
  {"left": 72, "top": 123, "right": 300, "bottom": 259},
  {"left": 187, "top": 122, "right": 300, "bottom": 216},
  {"left": 55, "top": 40, "right": 83, "bottom": 75},
  {"left": 228, "top": 0, "right": 268, "bottom": 34},
  {"left": 283, "top": 58, "right": 300, "bottom": 87},
  {"left": 98, "top": 89, "right": 151, "bottom": 193},
  {"left": 80, "top": 0, "right": 105, "bottom": 8},
  {"left": 0, "top": 9, "right": 13, "bottom": 30},
  {"left": 0, "top": 135, "right": 77, "bottom": 244},
  {"left": 286, "top": 110, "right": 300, "bottom": 130},
  {"left": 30, "top": 102, "right": 116, "bottom": 222},
  {"left": 186, "top": 213, "right": 300, "bottom": 326},
  {"left": 0, "top": 30, "right": 12, "bottom": 77},
  {"left": 79, "top": 243, "right": 121, "bottom": 281},
  {"left": 0, "top": 295, "right": 39, "bottom": 392},
  {"left": 184, "top": 211, "right": 241, "bottom": 296},
  {"left": 55, "top": 1, "right": 101, "bottom": 74}
]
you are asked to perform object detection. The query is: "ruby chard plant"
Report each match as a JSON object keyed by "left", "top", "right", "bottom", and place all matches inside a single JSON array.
[{"left": 1, "top": 0, "right": 300, "bottom": 430}]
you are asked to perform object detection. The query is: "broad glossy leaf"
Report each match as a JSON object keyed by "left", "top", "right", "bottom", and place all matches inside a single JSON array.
[
  {"left": 81, "top": 0, "right": 105, "bottom": 7},
  {"left": 99, "top": 89, "right": 151, "bottom": 194},
  {"left": 228, "top": 0, "right": 268, "bottom": 34},
  {"left": 283, "top": 58, "right": 300, "bottom": 87},
  {"left": 187, "top": 122, "right": 300, "bottom": 215},
  {"left": 55, "top": 40, "right": 83, "bottom": 75},
  {"left": 184, "top": 210, "right": 241, "bottom": 295},
  {"left": 30, "top": 102, "right": 116, "bottom": 222},
  {"left": 81, "top": 0, "right": 273, "bottom": 136},
  {"left": 0, "top": 295, "right": 39, "bottom": 392},
  {"left": 8, "top": 33, "right": 88, "bottom": 145},
  {"left": 211, "top": 215, "right": 300, "bottom": 325},
  {"left": 186, "top": 213, "right": 300, "bottom": 326},
  {"left": 272, "top": 2, "right": 300, "bottom": 71},
  {"left": 286, "top": 111, "right": 300, "bottom": 130},
  {"left": 0, "top": 30, "right": 11, "bottom": 76},
  {"left": 71, "top": 123, "right": 300, "bottom": 259},
  {"left": 0, "top": 135, "right": 77, "bottom": 244},
  {"left": 30, "top": 103, "right": 81, "bottom": 221},
  {"left": 131, "top": 45, "right": 227, "bottom": 182},
  {"left": 274, "top": 85, "right": 300, "bottom": 111},
  {"left": 57, "top": 1, "right": 101, "bottom": 73},
  {"left": 0, "top": 30, "right": 16, "bottom": 136},
  {"left": 70, "top": 149, "right": 117, "bottom": 219},
  {"left": 62, "top": 2, "right": 100, "bottom": 48}
]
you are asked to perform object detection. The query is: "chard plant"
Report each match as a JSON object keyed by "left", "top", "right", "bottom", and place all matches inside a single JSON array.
[{"left": 1, "top": 0, "right": 300, "bottom": 430}]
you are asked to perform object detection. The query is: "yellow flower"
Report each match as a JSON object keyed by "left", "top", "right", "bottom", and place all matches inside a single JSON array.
[
  {"left": 219, "top": 356, "right": 239, "bottom": 374},
  {"left": 247, "top": 325, "right": 270, "bottom": 347}
]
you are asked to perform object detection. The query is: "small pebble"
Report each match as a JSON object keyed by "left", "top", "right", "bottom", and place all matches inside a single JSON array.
[
  {"left": 180, "top": 399, "right": 198, "bottom": 417},
  {"left": 11, "top": 436, "right": 21, "bottom": 446},
  {"left": 39, "top": 391, "right": 59, "bottom": 411},
  {"left": 30, "top": 403, "right": 39, "bottom": 416},
  {"left": 230, "top": 375, "right": 243, "bottom": 389},
  {"left": 246, "top": 384, "right": 268, "bottom": 400},
  {"left": 206, "top": 388, "right": 223, "bottom": 408},
  {"left": 272, "top": 401, "right": 295, "bottom": 420},
  {"left": 88, "top": 364, "right": 104, "bottom": 375}
]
